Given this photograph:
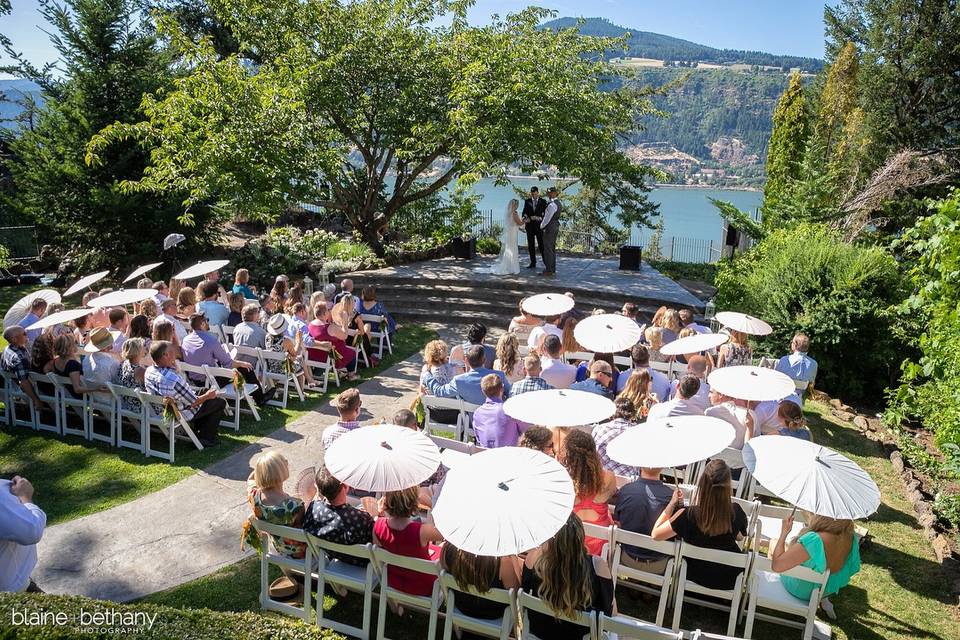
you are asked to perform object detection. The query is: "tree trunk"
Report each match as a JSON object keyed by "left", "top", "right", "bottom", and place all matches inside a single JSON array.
[{"left": 358, "top": 220, "right": 386, "bottom": 258}]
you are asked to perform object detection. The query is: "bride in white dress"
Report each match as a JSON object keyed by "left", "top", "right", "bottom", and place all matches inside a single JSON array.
[{"left": 477, "top": 199, "right": 523, "bottom": 275}]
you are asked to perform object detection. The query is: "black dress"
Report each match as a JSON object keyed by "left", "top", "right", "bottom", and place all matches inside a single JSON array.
[
  {"left": 671, "top": 504, "right": 749, "bottom": 590},
  {"left": 520, "top": 559, "right": 613, "bottom": 639}
]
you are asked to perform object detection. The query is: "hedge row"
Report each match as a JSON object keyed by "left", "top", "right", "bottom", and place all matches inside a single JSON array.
[{"left": 0, "top": 592, "right": 342, "bottom": 640}]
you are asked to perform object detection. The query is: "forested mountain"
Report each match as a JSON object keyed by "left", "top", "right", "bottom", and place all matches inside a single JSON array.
[{"left": 542, "top": 17, "right": 823, "bottom": 72}]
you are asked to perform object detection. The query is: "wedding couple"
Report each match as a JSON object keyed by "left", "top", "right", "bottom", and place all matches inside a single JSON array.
[{"left": 479, "top": 186, "right": 561, "bottom": 276}]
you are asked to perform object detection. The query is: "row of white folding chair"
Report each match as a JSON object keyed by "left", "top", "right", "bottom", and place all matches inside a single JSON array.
[
  {"left": 230, "top": 344, "right": 305, "bottom": 408},
  {"left": 421, "top": 395, "right": 481, "bottom": 442},
  {"left": 360, "top": 313, "right": 393, "bottom": 360},
  {"left": 176, "top": 361, "right": 261, "bottom": 431},
  {"left": 304, "top": 345, "right": 342, "bottom": 394}
]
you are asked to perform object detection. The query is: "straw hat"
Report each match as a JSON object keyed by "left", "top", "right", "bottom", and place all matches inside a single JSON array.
[
  {"left": 84, "top": 327, "right": 115, "bottom": 353},
  {"left": 267, "top": 314, "right": 288, "bottom": 336}
]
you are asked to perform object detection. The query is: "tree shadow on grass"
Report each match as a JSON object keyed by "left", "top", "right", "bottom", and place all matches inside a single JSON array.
[{"left": 834, "top": 583, "right": 951, "bottom": 640}]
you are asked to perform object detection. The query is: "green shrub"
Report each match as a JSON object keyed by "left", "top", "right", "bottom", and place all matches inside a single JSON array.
[
  {"left": 476, "top": 236, "right": 501, "bottom": 255},
  {"left": 648, "top": 260, "right": 717, "bottom": 286},
  {"left": 714, "top": 223, "right": 905, "bottom": 401},
  {"left": 0, "top": 592, "right": 341, "bottom": 639}
]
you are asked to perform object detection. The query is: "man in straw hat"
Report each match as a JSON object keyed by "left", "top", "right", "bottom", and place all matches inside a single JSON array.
[{"left": 82, "top": 327, "right": 119, "bottom": 405}]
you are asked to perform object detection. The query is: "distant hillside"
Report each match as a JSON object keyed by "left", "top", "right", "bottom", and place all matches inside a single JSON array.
[{"left": 542, "top": 17, "right": 823, "bottom": 73}]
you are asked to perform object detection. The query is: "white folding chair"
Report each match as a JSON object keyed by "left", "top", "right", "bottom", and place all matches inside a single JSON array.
[
  {"left": 258, "top": 349, "right": 305, "bottom": 408},
  {"left": 689, "top": 630, "right": 749, "bottom": 640},
  {"left": 253, "top": 520, "right": 313, "bottom": 622},
  {"left": 47, "top": 373, "right": 88, "bottom": 439},
  {"left": 712, "top": 448, "right": 753, "bottom": 499},
  {"left": 345, "top": 328, "right": 370, "bottom": 371},
  {"left": 517, "top": 589, "right": 596, "bottom": 640},
  {"left": 439, "top": 571, "right": 517, "bottom": 640},
  {"left": 458, "top": 400, "right": 481, "bottom": 443},
  {"left": 208, "top": 324, "right": 227, "bottom": 343},
  {"left": 743, "top": 555, "right": 829, "bottom": 640},
  {"left": 1, "top": 370, "right": 38, "bottom": 429},
  {"left": 428, "top": 434, "right": 478, "bottom": 455},
  {"left": 613, "top": 355, "right": 632, "bottom": 368},
  {"left": 422, "top": 395, "right": 466, "bottom": 438},
  {"left": 518, "top": 345, "right": 530, "bottom": 357},
  {"left": 650, "top": 360, "right": 676, "bottom": 379},
  {"left": 221, "top": 324, "right": 235, "bottom": 344},
  {"left": 85, "top": 388, "right": 117, "bottom": 447},
  {"left": 373, "top": 546, "right": 443, "bottom": 640},
  {"left": 731, "top": 498, "right": 761, "bottom": 549},
  {"left": 672, "top": 542, "right": 750, "bottom": 637},
  {"left": 108, "top": 383, "right": 146, "bottom": 453},
  {"left": 28, "top": 372, "right": 60, "bottom": 434},
  {"left": 304, "top": 535, "right": 379, "bottom": 640},
  {"left": 610, "top": 528, "right": 679, "bottom": 627},
  {"left": 175, "top": 361, "right": 209, "bottom": 394},
  {"left": 753, "top": 504, "right": 807, "bottom": 551},
  {"left": 582, "top": 522, "right": 614, "bottom": 569},
  {"left": 360, "top": 313, "right": 393, "bottom": 359},
  {"left": 230, "top": 345, "right": 265, "bottom": 382},
  {"left": 204, "top": 365, "right": 260, "bottom": 430},
  {"left": 564, "top": 350, "right": 594, "bottom": 364},
  {"left": 139, "top": 390, "right": 204, "bottom": 462},
  {"left": 598, "top": 613, "right": 683, "bottom": 639},
  {"left": 304, "top": 344, "right": 341, "bottom": 394}
]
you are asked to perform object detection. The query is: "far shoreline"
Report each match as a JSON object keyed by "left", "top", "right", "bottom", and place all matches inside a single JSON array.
[{"left": 496, "top": 174, "right": 763, "bottom": 193}]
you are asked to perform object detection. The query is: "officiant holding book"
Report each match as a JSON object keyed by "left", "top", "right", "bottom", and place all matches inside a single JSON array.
[{"left": 521, "top": 186, "right": 548, "bottom": 269}]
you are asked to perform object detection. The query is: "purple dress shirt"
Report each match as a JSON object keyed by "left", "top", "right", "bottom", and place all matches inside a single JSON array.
[
  {"left": 180, "top": 330, "right": 234, "bottom": 380},
  {"left": 472, "top": 397, "right": 525, "bottom": 448}
]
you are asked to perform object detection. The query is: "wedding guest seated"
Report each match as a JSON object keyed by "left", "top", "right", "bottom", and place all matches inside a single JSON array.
[
  {"left": 646, "top": 375, "right": 705, "bottom": 421},
  {"left": 331, "top": 295, "right": 374, "bottom": 366},
  {"left": 197, "top": 280, "right": 230, "bottom": 327},
  {"left": 592, "top": 397, "right": 639, "bottom": 477},
  {"left": 233, "top": 303, "right": 266, "bottom": 366},
  {"left": 18, "top": 298, "right": 47, "bottom": 344},
  {"left": 669, "top": 355, "right": 711, "bottom": 410},
  {"left": 373, "top": 486, "right": 444, "bottom": 597},
  {"left": 621, "top": 302, "right": 641, "bottom": 324},
  {"left": 265, "top": 314, "right": 316, "bottom": 390},
  {"left": 774, "top": 401, "right": 812, "bottom": 441},
  {"left": 286, "top": 302, "right": 315, "bottom": 347},
  {"left": 614, "top": 466, "right": 674, "bottom": 574},
  {"left": 203, "top": 268, "right": 230, "bottom": 303},
  {"left": 705, "top": 390, "right": 757, "bottom": 449},
  {"left": 49, "top": 335, "right": 100, "bottom": 399},
  {"left": 82, "top": 327, "right": 119, "bottom": 405},
  {"left": 679, "top": 308, "right": 710, "bottom": 334},
  {"left": 473, "top": 374, "right": 526, "bottom": 448},
  {"left": 617, "top": 370, "right": 659, "bottom": 421},
  {"left": 521, "top": 514, "right": 613, "bottom": 639},
  {"left": 644, "top": 326, "right": 669, "bottom": 363},
  {"left": 449, "top": 323, "right": 496, "bottom": 370},
  {"left": 651, "top": 459, "right": 748, "bottom": 591},
  {"left": 127, "top": 313, "right": 152, "bottom": 348},
  {"left": 29, "top": 334, "right": 56, "bottom": 395},
  {"left": 232, "top": 268, "right": 256, "bottom": 299},
  {"left": 539, "top": 335, "right": 577, "bottom": 389},
  {"left": 717, "top": 329, "right": 752, "bottom": 368},
  {"left": 561, "top": 430, "right": 616, "bottom": 555},
  {"left": 776, "top": 333, "right": 818, "bottom": 398},
  {"left": 518, "top": 426, "right": 556, "bottom": 456},
  {"left": 270, "top": 277, "right": 288, "bottom": 304},
  {"left": 527, "top": 314, "right": 562, "bottom": 350},
  {"left": 493, "top": 333, "right": 524, "bottom": 383},
  {"left": 394, "top": 409, "right": 447, "bottom": 491},
  {"left": 177, "top": 286, "right": 197, "bottom": 320},
  {"left": 771, "top": 513, "right": 861, "bottom": 620},
  {"left": 422, "top": 345, "right": 510, "bottom": 406},
  {"left": 241, "top": 451, "right": 307, "bottom": 565},
  {"left": 151, "top": 319, "right": 182, "bottom": 360},
  {"left": 303, "top": 466, "right": 376, "bottom": 565},
  {"left": 138, "top": 299, "right": 158, "bottom": 322},
  {"left": 570, "top": 360, "right": 616, "bottom": 400},
  {"left": 259, "top": 295, "right": 279, "bottom": 329},
  {"left": 440, "top": 543, "right": 521, "bottom": 620},
  {"left": 420, "top": 339, "right": 458, "bottom": 384},
  {"left": 308, "top": 303, "right": 358, "bottom": 380},
  {"left": 226, "top": 293, "right": 244, "bottom": 327},
  {"left": 561, "top": 317, "right": 584, "bottom": 356},
  {"left": 618, "top": 345, "right": 671, "bottom": 403},
  {"left": 108, "top": 308, "right": 129, "bottom": 354},
  {"left": 660, "top": 309, "right": 682, "bottom": 345},
  {"left": 152, "top": 281, "right": 170, "bottom": 305},
  {"left": 321, "top": 388, "right": 363, "bottom": 449},
  {"left": 355, "top": 286, "right": 396, "bottom": 335},
  {"left": 146, "top": 340, "right": 227, "bottom": 447},
  {"left": 507, "top": 298, "right": 542, "bottom": 346},
  {"left": 333, "top": 278, "right": 354, "bottom": 304},
  {"left": 510, "top": 354, "right": 554, "bottom": 396},
  {"left": 113, "top": 338, "right": 146, "bottom": 412},
  {"left": 321, "top": 283, "right": 337, "bottom": 311},
  {"left": 2, "top": 327, "right": 45, "bottom": 410},
  {"left": 155, "top": 299, "right": 187, "bottom": 341},
  {"left": 0, "top": 475, "right": 46, "bottom": 593},
  {"left": 73, "top": 313, "right": 92, "bottom": 346},
  {"left": 181, "top": 313, "right": 260, "bottom": 400}
]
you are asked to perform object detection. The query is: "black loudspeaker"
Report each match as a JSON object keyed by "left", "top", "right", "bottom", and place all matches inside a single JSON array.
[
  {"left": 451, "top": 237, "right": 476, "bottom": 259},
  {"left": 619, "top": 245, "right": 642, "bottom": 271}
]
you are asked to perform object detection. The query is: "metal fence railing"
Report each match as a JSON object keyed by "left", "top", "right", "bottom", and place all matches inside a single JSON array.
[{"left": 0, "top": 226, "right": 39, "bottom": 260}]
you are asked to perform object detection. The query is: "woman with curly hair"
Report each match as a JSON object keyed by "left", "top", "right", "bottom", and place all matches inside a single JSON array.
[
  {"left": 617, "top": 369, "right": 659, "bottom": 420},
  {"left": 420, "top": 339, "right": 457, "bottom": 384},
  {"left": 560, "top": 430, "right": 617, "bottom": 555},
  {"left": 493, "top": 332, "right": 524, "bottom": 383},
  {"left": 521, "top": 514, "right": 613, "bottom": 638}
]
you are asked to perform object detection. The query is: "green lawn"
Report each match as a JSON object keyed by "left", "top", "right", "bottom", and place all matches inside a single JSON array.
[
  {"left": 0, "top": 324, "right": 436, "bottom": 525},
  {"left": 144, "top": 401, "right": 960, "bottom": 640}
]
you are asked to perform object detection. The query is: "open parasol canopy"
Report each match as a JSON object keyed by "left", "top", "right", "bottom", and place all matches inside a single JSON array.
[
  {"left": 3, "top": 289, "right": 62, "bottom": 329},
  {"left": 24, "top": 308, "right": 92, "bottom": 331},
  {"left": 715, "top": 311, "right": 773, "bottom": 336},
  {"left": 324, "top": 424, "right": 441, "bottom": 492},
  {"left": 707, "top": 365, "right": 796, "bottom": 402},
  {"left": 63, "top": 271, "right": 110, "bottom": 297},
  {"left": 660, "top": 332, "right": 729, "bottom": 356},
  {"left": 86, "top": 288, "right": 157, "bottom": 309},
  {"left": 122, "top": 262, "right": 164, "bottom": 284},
  {"left": 574, "top": 313, "right": 643, "bottom": 353},
  {"left": 521, "top": 293, "right": 574, "bottom": 317},
  {"left": 606, "top": 415, "right": 736, "bottom": 470},
  {"left": 503, "top": 389, "right": 615, "bottom": 427},
  {"left": 172, "top": 259, "right": 230, "bottom": 281}
]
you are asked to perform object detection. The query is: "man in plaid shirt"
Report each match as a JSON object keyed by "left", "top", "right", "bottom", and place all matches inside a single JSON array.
[
  {"left": 508, "top": 354, "right": 554, "bottom": 397},
  {"left": 592, "top": 396, "right": 640, "bottom": 478},
  {"left": 145, "top": 340, "right": 226, "bottom": 447},
  {"left": 1, "top": 326, "right": 44, "bottom": 410}
]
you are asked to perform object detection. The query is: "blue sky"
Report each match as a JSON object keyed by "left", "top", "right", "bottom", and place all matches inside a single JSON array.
[{"left": 0, "top": 0, "right": 828, "bottom": 73}]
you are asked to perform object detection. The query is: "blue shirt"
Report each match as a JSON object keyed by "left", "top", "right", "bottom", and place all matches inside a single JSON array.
[
  {"left": 18, "top": 313, "right": 41, "bottom": 343},
  {"left": 0, "top": 479, "right": 46, "bottom": 591},
  {"left": 197, "top": 300, "right": 230, "bottom": 327},
  {"left": 775, "top": 352, "right": 818, "bottom": 395},
  {"left": 570, "top": 377, "right": 615, "bottom": 400},
  {"left": 232, "top": 283, "right": 256, "bottom": 299},
  {"left": 618, "top": 366, "right": 671, "bottom": 403},
  {"left": 424, "top": 367, "right": 511, "bottom": 406}
]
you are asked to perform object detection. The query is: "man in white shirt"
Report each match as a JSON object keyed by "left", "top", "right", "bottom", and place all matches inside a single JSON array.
[
  {"left": 527, "top": 315, "right": 562, "bottom": 350},
  {"left": 82, "top": 327, "right": 119, "bottom": 405},
  {"left": 705, "top": 391, "right": 758, "bottom": 449},
  {"left": 670, "top": 355, "right": 710, "bottom": 410},
  {"left": 0, "top": 476, "right": 45, "bottom": 592},
  {"left": 539, "top": 334, "right": 577, "bottom": 389},
  {"left": 775, "top": 333, "right": 818, "bottom": 398},
  {"left": 647, "top": 375, "right": 706, "bottom": 421},
  {"left": 154, "top": 299, "right": 187, "bottom": 341},
  {"left": 617, "top": 344, "right": 671, "bottom": 402},
  {"left": 108, "top": 308, "right": 129, "bottom": 354}
]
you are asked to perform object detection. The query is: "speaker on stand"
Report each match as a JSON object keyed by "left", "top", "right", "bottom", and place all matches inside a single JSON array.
[{"left": 619, "top": 245, "right": 642, "bottom": 271}]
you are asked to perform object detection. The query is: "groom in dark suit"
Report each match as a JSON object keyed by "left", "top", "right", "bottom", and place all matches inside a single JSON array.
[{"left": 521, "top": 186, "right": 547, "bottom": 269}]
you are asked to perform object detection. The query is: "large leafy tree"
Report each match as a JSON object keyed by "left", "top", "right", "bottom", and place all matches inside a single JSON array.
[
  {"left": 762, "top": 71, "right": 809, "bottom": 228},
  {"left": 89, "top": 0, "right": 660, "bottom": 256},
  {"left": 2, "top": 0, "right": 220, "bottom": 271}
]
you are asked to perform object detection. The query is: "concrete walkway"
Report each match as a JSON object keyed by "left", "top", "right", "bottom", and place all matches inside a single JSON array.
[{"left": 33, "top": 353, "right": 426, "bottom": 602}]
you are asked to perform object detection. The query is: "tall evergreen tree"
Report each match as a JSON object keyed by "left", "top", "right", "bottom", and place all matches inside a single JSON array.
[
  {"left": 2, "top": 0, "right": 219, "bottom": 271},
  {"left": 763, "top": 71, "right": 809, "bottom": 227}
]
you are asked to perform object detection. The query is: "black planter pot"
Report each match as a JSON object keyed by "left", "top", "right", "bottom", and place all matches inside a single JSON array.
[{"left": 451, "top": 237, "right": 477, "bottom": 259}]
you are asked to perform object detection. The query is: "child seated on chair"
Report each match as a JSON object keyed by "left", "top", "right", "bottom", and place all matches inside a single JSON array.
[
  {"left": 241, "top": 451, "right": 307, "bottom": 561},
  {"left": 373, "top": 486, "right": 444, "bottom": 598}
]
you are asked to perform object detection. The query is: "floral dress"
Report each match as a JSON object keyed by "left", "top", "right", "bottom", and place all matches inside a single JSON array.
[
  {"left": 113, "top": 360, "right": 144, "bottom": 413},
  {"left": 265, "top": 334, "right": 303, "bottom": 375},
  {"left": 242, "top": 485, "right": 307, "bottom": 559},
  {"left": 720, "top": 343, "right": 753, "bottom": 367}
]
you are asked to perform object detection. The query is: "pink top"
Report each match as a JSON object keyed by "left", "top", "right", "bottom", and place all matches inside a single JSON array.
[
  {"left": 574, "top": 495, "right": 614, "bottom": 556},
  {"left": 307, "top": 322, "right": 354, "bottom": 370},
  {"left": 374, "top": 518, "right": 438, "bottom": 596}
]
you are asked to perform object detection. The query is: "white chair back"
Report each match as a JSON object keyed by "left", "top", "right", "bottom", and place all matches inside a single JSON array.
[
  {"left": 304, "top": 535, "right": 379, "bottom": 640},
  {"left": 421, "top": 395, "right": 465, "bottom": 438},
  {"left": 744, "top": 553, "right": 829, "bottom": 640},
  {"left": 205, "top": 364, "right": 261, "bottom": 429},
  {"left": 252, "top": 520, "right": 313, "bottom": 622},
  {"left": 610, "top": 527, "right": 679, "bottom": 627},
  {"left": 373, "top": 546, "right": 443, "bottom": 640},
  {"left": 517, "top": 589, "right": 596, "bottom": 640},
  {"left": 107, "top": 382, "right": 146, "bottom": 452},
  {"left": 47, "top": 373, "right": 88, "bottom": 439},
  {"left": 598, "top": 613, "right": 683, "bottom": 639},
  {"left": 672, "top": 542, "right": 751, "bottom": 636},
  {"left": 360, "top": 313, "right": 393, "bottom": 359},
  {"left": 27, "top": 372, "right": 60, "bottom": 434},
  {"left": 439, "top": 571, "right": 517, "bottom": 640}
]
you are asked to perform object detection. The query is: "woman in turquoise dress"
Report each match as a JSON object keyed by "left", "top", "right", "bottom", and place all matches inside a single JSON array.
[{"left": 771, "top": 513, "right": 861, "bottom": 620}]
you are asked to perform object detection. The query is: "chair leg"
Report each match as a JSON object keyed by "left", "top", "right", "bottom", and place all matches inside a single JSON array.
[
  {"left": 672, "top": 566, "right": 686, "bottom": 632},
  {"left": 744, "top": 591, "right": 757, "bottom": 639},
  {"left": 376, "top": 586, "right": 388, "bottom": 640}
]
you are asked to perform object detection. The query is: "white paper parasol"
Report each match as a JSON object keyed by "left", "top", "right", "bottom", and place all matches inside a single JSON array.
[
  {"left": 715, "top": 311, "right": 773, "bottom": 336},
  {"left": 163, "top": 233, "right": 186, "bottom": 250},
  {"left": 606, "top": 415, "right": 736, "bottom": 469},
  {"left": 24, "top": 308, "right": 92, "bottom": 331},
  {"left": 324, "top": 424, "right": 441, "bottom": 492},
  {"left": 172, "top": 259, "right": 230, "bottom": 281},
  {"left": 660, "top": 332, "right": 729, "bottom": 356},
  {"left": 86, "top": 288, "right": 157, "bottom": 309},
  {"left": 432, "top": 447, "right": 575, "bottom": 556},
  {"left": 521, "top": 293, "right": 574, "bottom": 317},
  {"left": 3, "top": 289, "right": 62, "bottom": 329},
  {"left": 63, "top": 271, "right": 110, "bottom": 297},
  {"left": 503, "top": 389, "right": 615, "bottom": 427},
  {"left": 743, "top": 436, "right": 880, "bottom": 519},
  {"left": 122, "top": 262, "right": 164, "bottom": 284},
  {"left": 574, "top": 313, "right": 643, "bottom": 353},
  {"left": 708, "top": 365, "right": 795, "bottom": 402}
]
